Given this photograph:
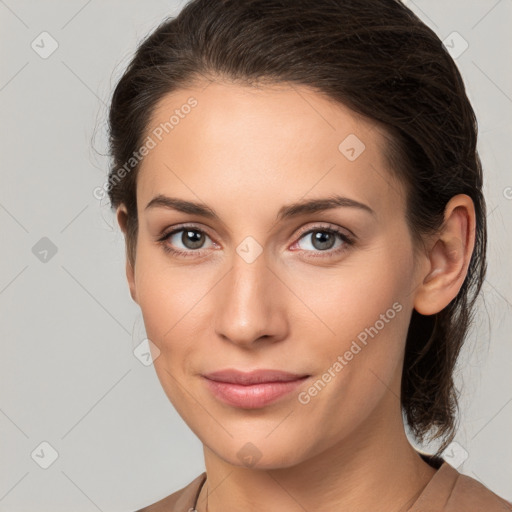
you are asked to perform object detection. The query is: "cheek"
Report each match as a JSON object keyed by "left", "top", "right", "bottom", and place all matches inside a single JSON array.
[
  {"left": 135, "top": 267, "right": 204, "bottom": 407},
  {"left": 293, "top": 250, "right": 412, "bottom": 349},
  {"left": 134, "top": 250, "right": 211, "bottom": 344},
  {"left": 321, "top": 281, "right": 408, "bottom": 389},
  {"left": 303, "top": 242, "right": 414, "bottom": 395},
  {"left": 297, "top": 281, "right": 409, "bottom": 443}
]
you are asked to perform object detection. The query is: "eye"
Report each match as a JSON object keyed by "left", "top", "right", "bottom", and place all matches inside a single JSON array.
[
  {"left": 157, "top": 223, "right": 355, "bottom": 259},
  {"left": 157, "top": 225, "right": 215, "bottom": 257},
  {"left": 292, "top": 225, "right": 354, "bottom": 257}
]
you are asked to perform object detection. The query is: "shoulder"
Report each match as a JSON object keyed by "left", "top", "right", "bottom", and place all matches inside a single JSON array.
[
  {"left": 133, "top": 472, "right": 207, "bottom": 512},
  {"left": 414, "top": 459, "right": 512, "bottom": 512},
  {"left": 446, "top": 468, "right": 512, "bottom": 511}
]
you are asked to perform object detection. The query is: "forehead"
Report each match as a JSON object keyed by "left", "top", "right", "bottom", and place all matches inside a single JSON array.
[{"left": 137, "top": 81, "right": 405, "bottom": 220}]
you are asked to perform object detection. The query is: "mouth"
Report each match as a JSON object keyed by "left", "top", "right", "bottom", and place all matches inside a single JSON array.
[{"left": 202, "top": 369, "right": 311, "bottom": 409}]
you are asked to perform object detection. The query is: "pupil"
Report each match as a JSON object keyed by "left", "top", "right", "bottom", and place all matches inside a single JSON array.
[
  {"left": 313, "top": 231, "right": 335, "bottom": 250},
  {"left": 183, "top": 230, "right": 204, "bottom": 249}
]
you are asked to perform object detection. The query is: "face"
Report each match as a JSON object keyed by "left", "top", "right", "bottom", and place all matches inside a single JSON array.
[{"left": 121, "top": 81, "right": 426, "bottom": 469}]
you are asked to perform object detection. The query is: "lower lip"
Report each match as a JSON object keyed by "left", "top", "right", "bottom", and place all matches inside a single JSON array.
[{"left": 203, "top": 377, "right": 309, "bottom": 409}]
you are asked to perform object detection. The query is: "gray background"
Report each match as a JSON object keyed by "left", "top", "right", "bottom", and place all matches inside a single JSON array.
[{"left": 0, "top": 1, "right": 511, "bottom": 510}]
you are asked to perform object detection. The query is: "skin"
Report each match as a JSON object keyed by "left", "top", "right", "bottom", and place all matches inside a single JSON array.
[{"left": 116, "top": 81, "right": 476, "bottom": 512}]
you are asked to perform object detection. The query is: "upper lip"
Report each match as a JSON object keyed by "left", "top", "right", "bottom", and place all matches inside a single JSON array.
[{"left": 203, "top": 369, "right": 309, "bottom": 385}]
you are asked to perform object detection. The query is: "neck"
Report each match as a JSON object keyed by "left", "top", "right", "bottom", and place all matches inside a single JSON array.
[{"left": 196, "top": 393, "right": 437, "bottom": 512}]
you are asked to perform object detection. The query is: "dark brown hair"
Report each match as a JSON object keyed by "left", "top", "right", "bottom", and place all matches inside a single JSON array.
[{"left": 106, "top": 0, "right": 486, "bottom": 456}]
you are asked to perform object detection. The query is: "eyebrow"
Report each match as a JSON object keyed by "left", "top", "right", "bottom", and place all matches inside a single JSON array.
[{"left": 145, "top": 194, "right": 375, "bottom": 221}]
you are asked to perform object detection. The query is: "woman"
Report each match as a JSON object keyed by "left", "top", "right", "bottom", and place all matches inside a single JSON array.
[{"left": 106, "top": 0, "right": 511, "bottom": 510}]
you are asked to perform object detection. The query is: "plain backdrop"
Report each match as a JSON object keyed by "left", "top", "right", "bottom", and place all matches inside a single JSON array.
[{"left": 1, "top": 1, "right": 511, "bottom": 510}]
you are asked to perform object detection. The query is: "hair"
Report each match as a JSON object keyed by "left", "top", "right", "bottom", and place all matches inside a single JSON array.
[{"left": 106, "top": 0, "right": 487, "bottom": 456}]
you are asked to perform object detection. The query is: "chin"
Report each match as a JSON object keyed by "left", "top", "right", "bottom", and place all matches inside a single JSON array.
[{"left": 209, "top": 436, "right": 310, "bottom": 470}]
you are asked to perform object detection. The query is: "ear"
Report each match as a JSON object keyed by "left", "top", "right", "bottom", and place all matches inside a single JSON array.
[
  {"left": 413, "top": 194, "right": 476, "bottom": 316},
  {"left": 116, "top": 205, "right": 138, "bottom": 305}
]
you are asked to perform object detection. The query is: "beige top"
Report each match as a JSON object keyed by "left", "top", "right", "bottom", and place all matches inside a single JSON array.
[{"left": 134, "top": 453, "right": 512, "bottom": 512}]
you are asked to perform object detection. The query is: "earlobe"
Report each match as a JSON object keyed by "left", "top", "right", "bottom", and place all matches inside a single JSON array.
[
  {"left": 125, "top": 259, "right": 138, "bottom": 305},
  {"left": 413, "top": 194, "right": 476, "bottom": 316},
  {"left": 116, "top": 204, "right": 129, "bottom": 235},
  {"left": 116, "top": 205, "right": 139, "bottom": 305}
]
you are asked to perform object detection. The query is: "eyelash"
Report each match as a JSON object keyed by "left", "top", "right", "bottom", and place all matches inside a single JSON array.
[{"left": 157, "top": 223, "right": 355, "bottom": 260}]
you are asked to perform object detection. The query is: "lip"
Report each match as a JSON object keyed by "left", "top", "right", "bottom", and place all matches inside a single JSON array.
[{"left": 202, "top": 369, "right": 310, "bottom": 409}]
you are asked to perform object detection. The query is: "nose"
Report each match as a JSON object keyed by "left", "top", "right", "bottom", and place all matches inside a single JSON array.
[{"left": 213, "top": 250, "right": 289, "bottom": 349}]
